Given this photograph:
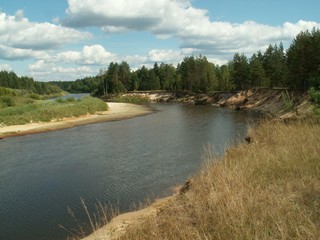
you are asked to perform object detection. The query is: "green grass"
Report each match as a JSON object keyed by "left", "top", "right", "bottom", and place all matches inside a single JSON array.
[
  {"left": 0, "top": 96, "right": 107, "bottom": 126},
  {"left": 0, "top": 86, "right": 18, "bottom": 96},
  {"left": 107, "top": 94, "right": 150, "bottom": 104}
]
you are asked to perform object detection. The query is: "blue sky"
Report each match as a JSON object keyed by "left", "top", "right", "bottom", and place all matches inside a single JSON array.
[{"left": 0, "top": 0, "right": 320, "bottom": 81}]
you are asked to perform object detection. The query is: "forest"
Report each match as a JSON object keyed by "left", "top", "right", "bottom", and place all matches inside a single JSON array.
[
  {"left": 0, "top": 71, "right": 62, "bottom": 95},
  {"left": 1, "top": 29, "right": 320, "bottom": 96}
]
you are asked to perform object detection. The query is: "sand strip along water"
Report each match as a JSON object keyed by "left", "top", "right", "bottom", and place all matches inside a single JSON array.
[
  {"left": 81, "top": 196, "right": 174, "bottom": 240},
  {"left": 0, "top": 102, "right": 153, "bottom": 138}
]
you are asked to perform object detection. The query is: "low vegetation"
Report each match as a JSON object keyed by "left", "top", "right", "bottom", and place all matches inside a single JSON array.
[
  {"left": 0, "top": 96, "right": 107, "bottom": 126},
  {"left": 104, "top": 94, "right": 150, "bottom": 104},
  {"left": 115, "top": 119, "right": 320, "bottom": 240},
  {"left": 309, "top": 88, "right": 320, "bottom": 115}
]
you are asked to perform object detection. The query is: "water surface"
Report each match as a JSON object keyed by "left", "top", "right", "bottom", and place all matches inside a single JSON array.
[{"left": 0, "top": 103, "right": 260, "bottom": 240}]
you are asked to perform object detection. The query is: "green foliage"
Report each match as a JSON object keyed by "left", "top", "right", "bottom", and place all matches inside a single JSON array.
[
  {"left": 0, "top": 96, "right": 16, "bottom": 108},
  {"left": 287, "top": 28, "right": 320, "bottom": 90},
  {"left": 0, "top": 97, "right": 107, "bottom": 126},
  {"left": 55, "top": 97, "right": 77, "bottom": 103},
  {"left": 309, "top": 88, "right": 320, "bottom": 104},
  {"left": 108, "top": 95, "right": 150, "bottom": 104},
  {"left": 0, "top": 70, "right": 63, "bottom": 95},
  {"left": 0, "top": 87, "right": 18, "bottom": 96},
  {"left": 51, "top": 77, "right": 102, "bottom": 95},
  {"left": 177, "top": 55, "right": 217, "bottom": 92},
  {"left": 263, "top": 43, "right": 288, "bottom": 88},
  {"left": 29, "top": 93, "right": 43, "bottom": 100},
  {"left": 249, "top": 53, "right": 268, "bottom": 88},
  {"left": 281, "top": 90, "right": 294, "bottom": 110},
  {"left": 46, "top": 29, "right": 320, "bottom": 96},
  {"left": 308, "top": 88, "right": 320, "bottom": 116},
  {"left": 230, "top": 53, "right": 250, "bottom": 90}
]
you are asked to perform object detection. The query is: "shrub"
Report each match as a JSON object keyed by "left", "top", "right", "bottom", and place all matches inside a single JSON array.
[
  {"left": 29, "top": 93, "right": 43, "bottom": 100},
  {"left": 0, "top": 96, "right": 16, "bottom": 108},
  {"left": 0, "top": 87, "right": 17, "bottom": 96},
  {"left": 309, "top": 87, "right": 320, "bottom": 105},
  {"left": 55, "top": 97, "right": 77, "bottom": 103}
]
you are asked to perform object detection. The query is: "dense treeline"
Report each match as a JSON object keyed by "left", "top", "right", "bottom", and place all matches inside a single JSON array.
[
  {"left": 64, "top": 29, "right": 320, "bottom": 95},
  {"left": 51, "top": 77, "right": 101, "bottom": 95},
  {"left": 2, "top": 29, "right": 319, "bottom": 96},
  {"left": 0, "top": 71, "right": 62, "bottom": 95}
]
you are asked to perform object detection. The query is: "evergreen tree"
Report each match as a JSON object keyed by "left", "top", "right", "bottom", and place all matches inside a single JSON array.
[
  {"left": 249, "top": 53, "right": 268, "bottom": 87},
  {"left": 230, "top": 53, "right": 250, "bottom": 90},
  {"left": 118, "top": 61, "right": 131, "bottom": 90},
  {"left": 287, "top": 28, "right": 320, "bottom": 90},
  {"left": 263, "top": 43, "right": 288, "bottom": 88}
]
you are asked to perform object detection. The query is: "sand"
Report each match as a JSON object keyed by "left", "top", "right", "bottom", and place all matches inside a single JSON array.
[
  {"left": 0, "top": 102, "right": 153, "bottom": 138},
  {"left": 82, "top": 196, "right": 173, "bottom": 240}
]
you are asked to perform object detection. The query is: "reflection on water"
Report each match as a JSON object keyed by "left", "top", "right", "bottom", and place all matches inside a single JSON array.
[{"left": 0, "top": 103, "right": 261, "bottom": 240}]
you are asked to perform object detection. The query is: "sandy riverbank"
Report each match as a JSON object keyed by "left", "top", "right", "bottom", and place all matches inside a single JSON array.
[
  {"left": 0, "top": 102, "right": 153, "bottom": 138},
  {"left": 82, "top": 196, "right": 174, "bottom": 240}
]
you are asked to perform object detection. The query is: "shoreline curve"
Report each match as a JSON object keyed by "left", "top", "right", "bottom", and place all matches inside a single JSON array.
[{"left": 0, "top": 102, "right": 154, "bottom": 138}]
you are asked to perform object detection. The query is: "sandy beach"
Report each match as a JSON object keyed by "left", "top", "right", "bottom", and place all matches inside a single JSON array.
[{"left": 0, "top": 102, "right": 153, "bottom": 138}]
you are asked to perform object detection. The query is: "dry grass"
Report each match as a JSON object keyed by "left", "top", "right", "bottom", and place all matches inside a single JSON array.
[
  {"left": 61, "top": 199, "right": 119, "bottom": 240},
  {"left": 118, "top": 119, "right": 320, "bottom": 240}
]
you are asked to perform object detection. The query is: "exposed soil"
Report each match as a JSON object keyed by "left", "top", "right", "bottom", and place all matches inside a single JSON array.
[{"left": 123, "top": 89, "right": 313, "bottom": 118}]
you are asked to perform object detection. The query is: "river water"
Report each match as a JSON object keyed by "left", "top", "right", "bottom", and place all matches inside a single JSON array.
[{"left": 0, "top": 103, "right": 261, "bottom": 240}]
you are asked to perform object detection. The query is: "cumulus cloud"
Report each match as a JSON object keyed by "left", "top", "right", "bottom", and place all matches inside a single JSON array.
[
  {"left": 0, "top": 10, "right": 91, "bottom": 59},
  {"left": 55, "top": 45, "right": 116, "bottom": 65},
  {"left": 0, "top": 45, "right": 49, "bottom": 60},
  {"left": 148, "top": 49, "right": 183, "bottom": 64},
  {"left": 27, "top": 45, "right": 116, "bottom": 81},
  {"left": 28, "top": 60, "right": 97, "bottom": 81},
  {"left": 63, "top": 0, "right": 320, "bottom": 60}
]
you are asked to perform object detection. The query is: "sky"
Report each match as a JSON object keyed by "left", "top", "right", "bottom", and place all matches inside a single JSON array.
[{"left": 0, "top": 0, "right": 320, "bottom": 82}]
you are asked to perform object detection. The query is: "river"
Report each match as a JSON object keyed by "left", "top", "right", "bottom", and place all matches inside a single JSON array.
[{"left": 0, "top": 103, "right": 261, "bottom": 240}]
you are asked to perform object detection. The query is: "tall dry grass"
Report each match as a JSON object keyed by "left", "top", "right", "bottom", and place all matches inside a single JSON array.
[{"left": 118, "top": 119, "right": 320, "bottom": 240}]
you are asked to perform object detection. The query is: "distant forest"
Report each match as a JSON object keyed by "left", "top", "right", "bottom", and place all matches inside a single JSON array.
[
  {"left": 0, "top": 71, "right": 62, "bottom": 95},
  {"left": 1, "top": 29, "right": 320, "bottom": 96}
]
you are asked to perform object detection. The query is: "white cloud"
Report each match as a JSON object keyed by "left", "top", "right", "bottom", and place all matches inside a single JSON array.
[
  {"left": 148, "top": 49, "right": 183, "bottom": 64},
  {"left": 0, "top": 10, "right": 91, "bottom": 61},
  {"left": 0, "top": 64, "right": 12, "bottom": 71},
  {"left": 63, "top": 0, "right": 320, "bottom": 60},
  {"left": 27, "top": 45, "right": 116, "bottom": 81},
  {"left": 55, "top": 45, "right": 116, "bottom": 65},
  {"left": 0, "top": 45, "right": 49, "bottom": 60},
  {"left": 28, "top": 60, "right": 97, "bottom": 81}
]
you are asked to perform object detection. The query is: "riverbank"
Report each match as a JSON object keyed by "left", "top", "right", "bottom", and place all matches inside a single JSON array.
[
  {"left": 121, "top": 89, "right": 313, "bottom": 118},
  {"left": 82, "top": 118, "right": 320, "bottom": 240},
  {"left": 80, "top": 91, "right": 319, "bottom": 240},
  {"left": 0, "top": 102, "right": 153, "bottom": 138}
]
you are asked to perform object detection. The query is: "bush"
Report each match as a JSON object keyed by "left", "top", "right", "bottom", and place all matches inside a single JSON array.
[
  {"left": 0, "top": 96, "right": 16, "bottom": 108},
  {"left": 309, "top": 87, "right": 320, "bottom": 105},
  {"left": 29, "top": 93, "right": 43, "bottom": 100},
  {"left": 108, "top": 95, "right": 149, "bottom": 104},
  {"left": 55, "top": 97, "right": 77, "bottom": 103},
  {"left": 0, "top": 87, "right": 17, "bottom": 96}
]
